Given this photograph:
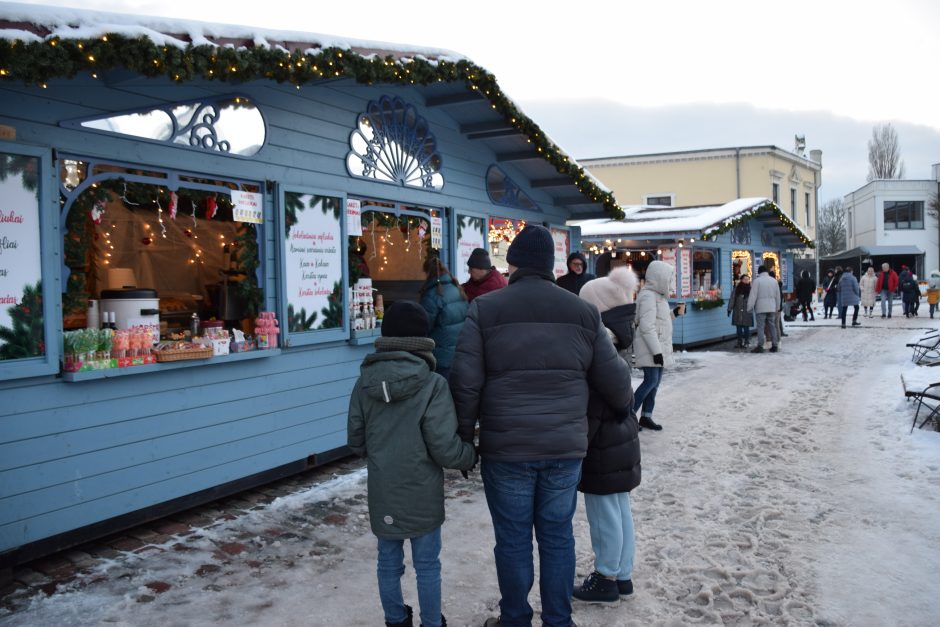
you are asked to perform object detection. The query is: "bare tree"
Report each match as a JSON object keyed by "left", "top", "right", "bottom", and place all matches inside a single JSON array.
[
  {"left": 866, "top": 123, "right": 906, "bottom": 181},
  {"left": 817, "top": 198, "right": 847, "bottom": 257}
]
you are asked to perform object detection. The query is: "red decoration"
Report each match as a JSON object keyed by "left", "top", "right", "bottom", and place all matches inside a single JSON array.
[
  {"left": 168, "top": 191, "right": 178, "bottom": 220},
  {"left": 142, "top": 237, "right": 153, "bottom": 246},
  {"left": 184, "top": 229, "right": 193, "bottom": 238},
  {"left": 206, "top": 196, "right": 218, "bottom": 220}
]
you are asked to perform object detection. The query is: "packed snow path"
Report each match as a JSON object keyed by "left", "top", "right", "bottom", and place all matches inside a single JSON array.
[{"left": 2, "top": 318, "right": 939, "bottom": 626}]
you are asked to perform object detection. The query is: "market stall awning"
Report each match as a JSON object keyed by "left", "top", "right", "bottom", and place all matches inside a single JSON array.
[
  {"left": 570, "top": 198, "right": 814, "bottom": 249},
  {"left": 821, "top": 245, "right": 924, "bottom": 262}
]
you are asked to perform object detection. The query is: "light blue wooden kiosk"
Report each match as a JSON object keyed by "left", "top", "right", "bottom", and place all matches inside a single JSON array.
[
  {"left": 0, "top": 6, "right": 623, "bottom": 568},
  {"left": 570, "top": 198, "right": 814, "bottom": 348}
]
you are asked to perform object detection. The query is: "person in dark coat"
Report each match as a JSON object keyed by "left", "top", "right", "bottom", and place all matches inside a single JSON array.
[
  {"left": 823, "top": 267, "right": 840, "bottom": 319},
  {"left": 899, "top": 267, "right": 920, "bottom": 318},
  {"left": 347, "top": 301, "right": 477, "bottom": 627},
  {"left": 795, "top": 270, "right": 816, "bottom": 321},
  {"left": 556, "top": 251, "right": 595, "bottom": 294},
  {"left": 461, "top": 248, "right": 508, "bottom": 303},
  {"left": 574, "top": 266, "right": 641, "bottom": 604},
  {"left": 419, "top": 256, "right": 468, "bottom": 381},
  {"left": 727, "top": 274, "right": 754, "bottom": 348},
  {"left": 449, "top": 225, "right": 631, "bottom": 627}
]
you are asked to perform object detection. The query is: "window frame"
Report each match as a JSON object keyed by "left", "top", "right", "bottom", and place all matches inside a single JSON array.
[
  {"left": 884, "top": 200, "right": 924, "bottom": 230},
  {"left": 0, "top": 142, "right": 60, "bottom": 381},
  {"left": 690, "top": 247, "right": 718, "bottom": 294},
  {"left": 644, "top": 193, "right": 674, "bottom": 207}
]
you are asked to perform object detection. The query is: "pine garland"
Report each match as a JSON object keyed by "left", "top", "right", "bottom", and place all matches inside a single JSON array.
[
  {"left": 701, "top": 200, "right": 814, "bottom": 248},
  {"left": 0, "top": 34, "right": 623, "bottom": 219}
]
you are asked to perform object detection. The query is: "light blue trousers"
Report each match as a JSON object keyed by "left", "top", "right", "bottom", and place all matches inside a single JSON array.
[{"left": 583, "top": 492, "right": 635, "bottom": 580}]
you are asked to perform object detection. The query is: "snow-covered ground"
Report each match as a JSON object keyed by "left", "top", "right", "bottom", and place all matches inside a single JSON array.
[{"left": 3, "top": 308, "right": 940, "bottom": 626}]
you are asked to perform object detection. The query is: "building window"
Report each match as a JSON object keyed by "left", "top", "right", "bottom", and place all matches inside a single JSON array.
[
  {"left": 884, "top": 200, "right": 924, "bottom": 230},
  {"left": 805, "top": 192, "right": 811, "bottom": 226},
  {"left": 772, "top": 183, "right": 779, "bottom": 204},
  {"left": 65, "top": 95, "right": 266, "bottom": 157},
  {"left": 790, "top": 188, "right": 797, "bottom": 217},
  {"left": 644, "top": 194, "right": 673, "bottom": 207},
  {"left": 691, "top": 249, "right": 717, "bottom": 294},
  {"left": 347, "top": 95, "right": 444, "bottom": 190}
]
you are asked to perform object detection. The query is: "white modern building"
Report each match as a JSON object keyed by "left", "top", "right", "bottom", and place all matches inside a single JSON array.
[{"left": 832, "top": 164, "right": 940, "bottom": 276}]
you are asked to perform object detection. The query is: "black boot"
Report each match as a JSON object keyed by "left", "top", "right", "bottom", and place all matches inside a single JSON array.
[
  {"left": 387, "top": 605, "right": 414, "bottom": 627},
  {"left": 420, "top": 615, "right": 446, "bottom": 627},
  {"left": 638, "top": 416, "right": 662, "bottom": 431}
]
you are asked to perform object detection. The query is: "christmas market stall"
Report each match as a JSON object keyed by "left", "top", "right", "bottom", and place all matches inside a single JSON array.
[
  {"left": 569, "top": 198, "right": 814, "bottom": 348},
  {"left": 0, "top": 4, "right": 621, "bottom": 567}
]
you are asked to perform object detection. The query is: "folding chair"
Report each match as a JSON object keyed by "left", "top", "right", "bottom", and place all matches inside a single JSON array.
[
  {"left": 906, "top": 331, "right": 940, "bottom": 364},
  {"left": 902, "top": 373, "right": 940, "bottom": 433}
]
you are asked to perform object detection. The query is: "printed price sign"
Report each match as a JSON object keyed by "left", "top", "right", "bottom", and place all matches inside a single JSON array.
[
  {"left": 231, "top": 190, "right": 263, "bottom": 224},
  {"left": 430, "top": 216, "right": 443, "bottom": 250},
  {"left": 347, "top": 199, "right": 362, "bottom": 237}
]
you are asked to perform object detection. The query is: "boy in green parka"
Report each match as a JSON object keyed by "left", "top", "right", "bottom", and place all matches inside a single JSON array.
[{"left": 347, "top": 300, "right": 477, "bottom": 627}]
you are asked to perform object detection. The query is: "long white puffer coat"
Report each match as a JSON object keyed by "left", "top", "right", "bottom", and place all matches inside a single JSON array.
[{"left": 633, "top": 260, "right": 675, "bottom": 369}]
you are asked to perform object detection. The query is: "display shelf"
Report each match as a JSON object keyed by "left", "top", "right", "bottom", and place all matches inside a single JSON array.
[{"left": 60, "top": 348, "right": 281, "bottom": 382}]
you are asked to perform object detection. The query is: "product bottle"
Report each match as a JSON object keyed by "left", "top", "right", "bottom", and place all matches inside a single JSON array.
[{"left": 190, "top": 312, "right": 200, "bottom": 338}]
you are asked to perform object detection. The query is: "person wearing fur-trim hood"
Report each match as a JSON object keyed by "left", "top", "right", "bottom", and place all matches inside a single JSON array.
[
  {"left": 556, "top": 251, "right": 596, "bottom": 295},
  {"left": 632, "top": 260, "right": 682, "bottom": 431},
  {"left": 573, "top": 266, "right": 642, "bottom": 604}
]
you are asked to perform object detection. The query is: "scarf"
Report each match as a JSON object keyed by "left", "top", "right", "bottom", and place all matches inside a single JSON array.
[{"left": 374, "top": 336, "right": 437, "bottom": 371}]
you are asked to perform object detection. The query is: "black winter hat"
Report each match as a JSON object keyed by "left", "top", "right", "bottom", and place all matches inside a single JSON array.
[
  {"left": 381, "top": 300, "right": 430, "bottom": 338},
  {"left": 506, "top": 224, "right": 555, "bottom": 273},
  {"left": 467, "top": 248, "right": 492, "bottom": 269}
]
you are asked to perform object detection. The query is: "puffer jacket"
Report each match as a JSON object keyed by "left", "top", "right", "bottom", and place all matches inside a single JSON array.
[
  {"left": 449, "top": 267, "right": 631, "bottom": 462},
  {"left": 633, "top": 260, "right": 675, "bottom": 368},
  {"left": 462, "top": 268, "right": 508, "bottom": 303},
  {"left": 837, "top": 272, "right": 861, "bottom": 307},
  {"left": 580, "top": 303, "right": 640, "bottom": 495},
  {"left": 728, "top": 284, "right": 753, "bottom": 327},
  {"left": 859, "top": 271, "right": 878, "bottom": 308},
  {"left": 747, "top": 271, "right": 781, "bottom": 314},
  {"left": 420, "top": 278, "right": 468, "bottom": 369},
  {"left": 347, "top": 340, "right": 477, "bottom": 540}
]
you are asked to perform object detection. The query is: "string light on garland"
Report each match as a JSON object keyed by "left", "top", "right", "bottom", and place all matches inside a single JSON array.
[{"left": 0, "top": 32, "right": 625, "bottom": 219}]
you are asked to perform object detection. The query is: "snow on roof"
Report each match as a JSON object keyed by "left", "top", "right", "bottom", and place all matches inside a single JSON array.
[
  {"left": 570, "top": 197, "right": 813, "bottom": 247},
  {"left": 0, "top": 1, "right": 466, "bottom": 62}
]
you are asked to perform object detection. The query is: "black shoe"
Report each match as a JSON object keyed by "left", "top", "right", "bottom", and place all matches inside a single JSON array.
[
  {"left": 842, "top": 324, "right": 846, "bottom": 328},
  {"left": 769, "top": 345, "right": 778, "bottom": 352},
  {"left": 573, "top": 571, "right": 620, "bottom": 604},
  {"left": 852, "top": 321, "right": 861, "bottom": 326},
  {"left": 421, "top": 616, "right": 446, "bottom": 627},
  {"left": 482, "top": 619, "right": 500, "bottom": 627},
  {"left": 617, "top": 579, "right": 634, "bottom": 596},
  {"left": 387, "top": 605, "right": 414, "bottom": 627},
  {"left": 751, "top": 346, "right": 764, "bottom": 353},
  {"left": 638, "top": 416, "right": 662, "bottom": 431}
]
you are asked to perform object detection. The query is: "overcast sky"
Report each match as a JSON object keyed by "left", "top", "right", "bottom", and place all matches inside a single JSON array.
[{"left": 11, "top": 0, "right": 940, "bottom": 201}]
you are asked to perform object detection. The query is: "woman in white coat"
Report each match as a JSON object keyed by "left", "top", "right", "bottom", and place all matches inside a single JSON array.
[
  {"left": 859, "top": 267, "right": 878, "bottom": 318},
  {"left": 632, "top": 260, "right": 681, "bottom": 431}
]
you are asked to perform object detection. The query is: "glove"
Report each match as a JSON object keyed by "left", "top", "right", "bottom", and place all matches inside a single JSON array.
[
  {"left": 653, "top": 353, "right": 664, "bottom": 366},
  {"left": 727, "top": 310, "right": 731, "bottom": 316}
]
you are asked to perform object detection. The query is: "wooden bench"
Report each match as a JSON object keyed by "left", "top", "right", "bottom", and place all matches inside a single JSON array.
[{"left": 901, "top": 368, "right": 940, "bottom": 433}]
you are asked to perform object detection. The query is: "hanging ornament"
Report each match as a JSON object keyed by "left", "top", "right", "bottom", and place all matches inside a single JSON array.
[
  {"left": 155, "top": 195, "right": 167, "bottom": 238},
  {"left": 190, "top": 198, "right": 198, "bottom": 229},
  {"left": 418, "top": 222, "right": 427, "bottom": 240},
  {"left": 168, "top": 191, "right": 178, "bottom": 220},
  {"left": 89, "top": 199, "right": 106, "bottom": 224},
  {"left": 141, "top": 237, "right": 153, "bottom": 246},
  {"left": 206, "top": 196, "right": 218, "bottom": 220},
  {"left": 184, "top": 228, "right": 193, "bottom": 238}
]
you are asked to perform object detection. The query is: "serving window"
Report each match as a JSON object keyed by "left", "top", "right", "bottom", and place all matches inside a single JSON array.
[
  {"left": 60, "top": 156, "right": 264, "bottom": 340},
  {"left": 691, "top": 248, "right": 717, "bottom": 294}
]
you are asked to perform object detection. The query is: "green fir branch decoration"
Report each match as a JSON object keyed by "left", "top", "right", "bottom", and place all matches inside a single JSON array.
[
  {"left": 700, "top": 201, "right": 815, "bottom": 249},
  {"left": 0, "top": 34, "right": 622, "bottom": 218},
  {"left": 0, "top": 281, "right": 44, "bottom": 360}
]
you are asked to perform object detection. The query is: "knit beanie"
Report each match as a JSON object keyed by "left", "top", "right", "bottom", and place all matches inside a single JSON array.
[
  {"left": 506, "top": 225, "right": 555, "bottom": 274},
  {"left": 467, "top": 248, "right": 492, "bottom": 270},
  {"left": 381, "top": 300, "right": 429, "bottom": 338},
  {"left": 578, "top": 266, "right": 638, "bottom": 313}
]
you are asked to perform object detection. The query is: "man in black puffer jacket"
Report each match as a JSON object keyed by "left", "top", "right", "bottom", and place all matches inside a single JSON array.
[{"left": 450, "top": 225, "right": 631, "bottom": 627}]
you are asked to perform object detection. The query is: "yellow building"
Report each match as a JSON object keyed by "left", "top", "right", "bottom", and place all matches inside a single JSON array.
[{"left": 580, "top": 144, "right": 823, "bottom": 252}]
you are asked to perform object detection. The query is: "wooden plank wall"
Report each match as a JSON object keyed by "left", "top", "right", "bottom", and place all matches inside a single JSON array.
[{"left": 0, "top": 74, "right": 566, "bottom": 553}]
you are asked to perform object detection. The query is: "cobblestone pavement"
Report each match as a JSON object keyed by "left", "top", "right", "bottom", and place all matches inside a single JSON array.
[{"left": 0, "top": 455, "right": 368, "bottom": 616}]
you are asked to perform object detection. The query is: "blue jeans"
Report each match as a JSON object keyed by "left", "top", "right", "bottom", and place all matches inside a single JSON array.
[
  {"left": 481, "top": 458, "right": 581, "bottom": 627},
  {"left": 377, "top": 527, "right": 442, "bottom": 627},
  {"left": 880, "top": 289, "right": 893, "bottom": 316},
  {"left": 735, "top": 325, "right": 750, "bottom": 344},
  {"left": 634, "top": 366, "right": 663, "bottom": 418},
  {"left": 583, "top": 492, "right": 635, "bottom": 580}
]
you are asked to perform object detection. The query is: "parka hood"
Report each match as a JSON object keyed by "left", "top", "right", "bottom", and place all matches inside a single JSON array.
[
  {"left": 643, "top": 260, "right": 674, "bottom": 297},
  {"left": 358, "top": 351, "right": 433, "bottom": 403}
]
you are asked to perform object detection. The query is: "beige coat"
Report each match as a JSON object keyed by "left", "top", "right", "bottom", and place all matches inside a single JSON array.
[
  {"left": 860, "top": 270, "right": 878, "bottom": 308},
  {"left": 633, "top": 260, "right": 675, "bottom": 369}
]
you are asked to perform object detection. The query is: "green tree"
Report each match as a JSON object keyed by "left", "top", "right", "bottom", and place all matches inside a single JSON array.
[{"left": 0, "top": 281, "right": 44, "bottom": 360}]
